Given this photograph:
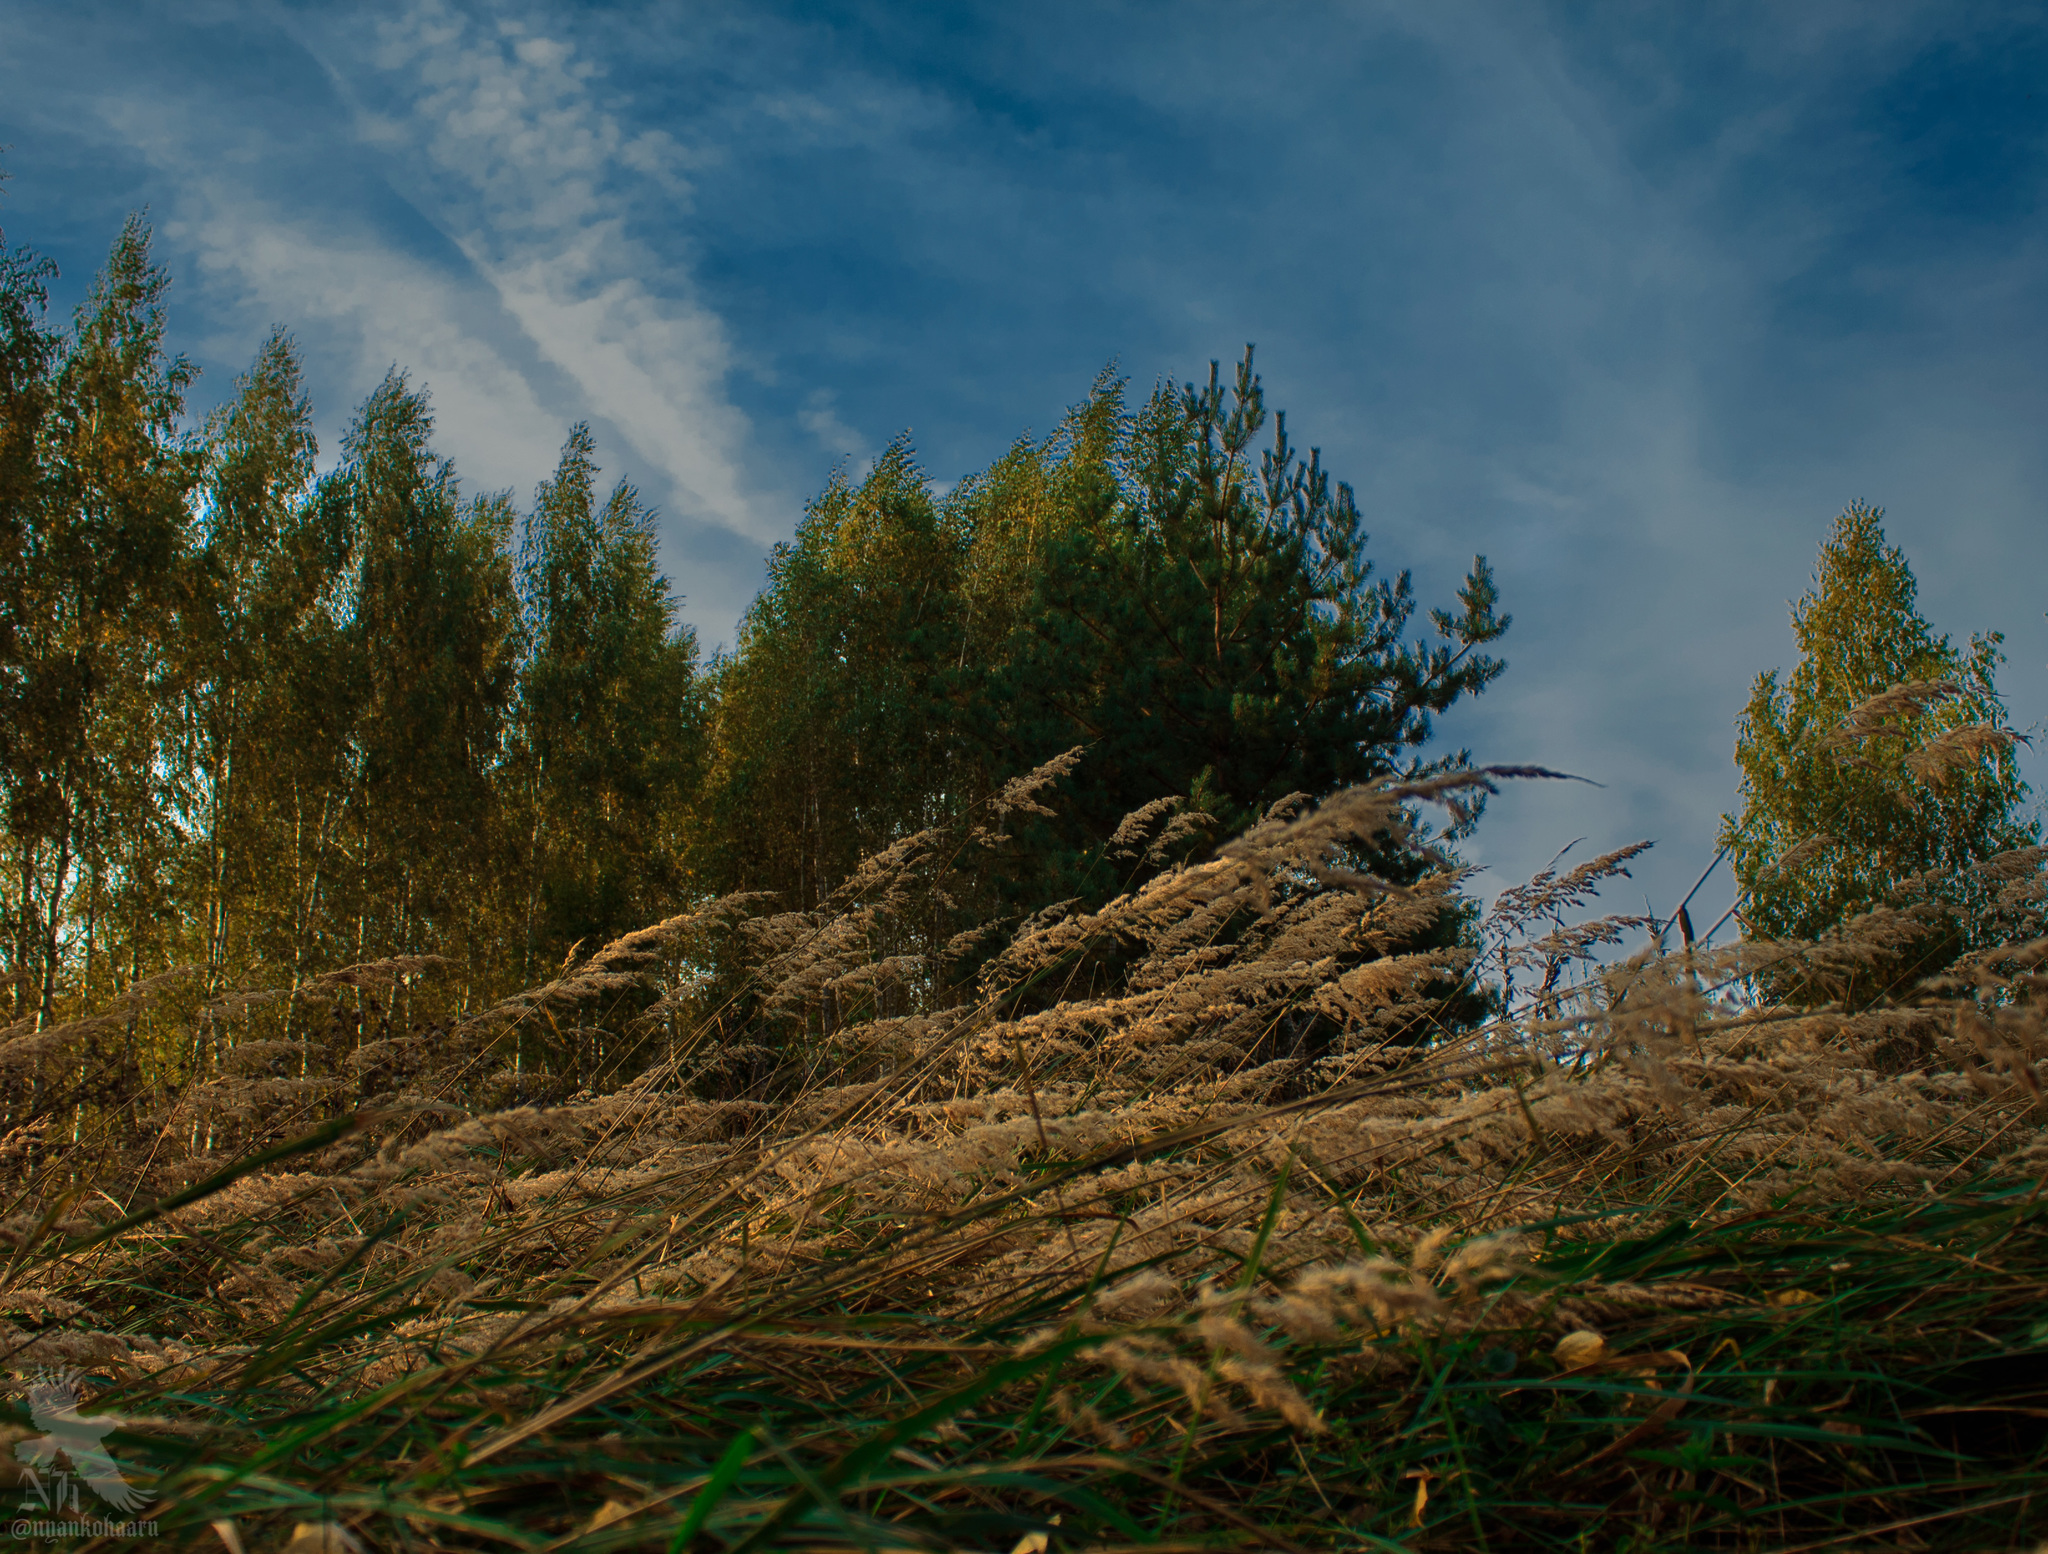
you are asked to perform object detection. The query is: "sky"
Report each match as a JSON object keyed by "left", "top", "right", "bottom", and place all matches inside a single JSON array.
[{"left": 2, "top": 0, "right": 2044, "bottom": 926}]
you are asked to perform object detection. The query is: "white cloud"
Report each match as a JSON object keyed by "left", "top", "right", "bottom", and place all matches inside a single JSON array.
[
  {"left": 61, "top": 0, "right": 773, "bottom": 545},
  {"left": 797, "top": 387, "right": 868, "bottom": 461},
  {"left": 121, "top": 156, "right": 568, "bottom": 501},
  {"left": 343, "top": 2, "right": 772, "bottom": 539}
]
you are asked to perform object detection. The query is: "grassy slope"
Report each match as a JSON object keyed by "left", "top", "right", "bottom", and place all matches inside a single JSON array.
[
  {"left": 1, "top": 775, "right": 2044, "bottom": 1552},
  {"left": 17, "top": 1136, "right": 2048, "bottom": 1551}
]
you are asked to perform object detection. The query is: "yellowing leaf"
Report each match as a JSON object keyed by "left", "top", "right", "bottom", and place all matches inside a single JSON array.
[
  {"left": 587, "top": 1499, "right": 636, "bottom": 1533},
  {"left": 281, "top": 1525, "right": 361, "bottom": 1554},
  {"left": 1767, "top": 1289, "right": 1821, "bottom": 1308},
  {"left": 1552, "top": 1330, "right": 1607, "bottom": 1367}
]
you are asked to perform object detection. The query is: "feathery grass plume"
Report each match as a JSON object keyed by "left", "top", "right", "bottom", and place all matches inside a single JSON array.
[
  {"left": 1481, "top": 838, "right": 1655, "bottom": 1014},
  {"left": 0, "top": 770, "right": 2039, "bottom": 1548},
  {"left": 1904, "top": 721, "right": 2021, "bottom": 787},
  {"left": 1820, "top": 677, "right": 1964, "bottom": 755}
]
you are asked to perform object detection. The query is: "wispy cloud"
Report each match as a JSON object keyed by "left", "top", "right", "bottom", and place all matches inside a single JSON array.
[
  {"left": 797, "top": 388, "right": 869, "bottom": 464},
  {"left": 342, "top": 2, "right": 771, "bottom": 540},
  {"left": 31, "top": 0, "right": 773, "bottom": 552},
  {"left": 101, "top": 102, "right": 570, "bottom": 501}
]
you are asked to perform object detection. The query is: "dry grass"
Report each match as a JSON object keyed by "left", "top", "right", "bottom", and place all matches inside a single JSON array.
[{"left": 0, "top": 762, "right": 2044, "bottom": 1550}]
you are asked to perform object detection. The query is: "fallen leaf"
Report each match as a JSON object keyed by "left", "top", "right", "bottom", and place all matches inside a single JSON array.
[
  {"left": 1404, "top": 1469, "right": 1432, "bottom": 1527},
  {"left": 281, "top": 1524, "right": 361, "bottom": 1554},
  {"left": 1553, "top": 1330, "right": 1606, "bottom": 1368},
  {"left": 587, "top": 1499, "right": 635, "bottom": 1533}
]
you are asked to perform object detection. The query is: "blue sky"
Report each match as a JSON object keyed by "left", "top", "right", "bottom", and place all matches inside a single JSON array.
[{"left": 3, "top": 0, "right": 2045, "bottom": 922}]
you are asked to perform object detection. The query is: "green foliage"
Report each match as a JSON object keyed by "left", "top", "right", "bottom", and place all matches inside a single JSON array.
[
  {"left": 702, "top": 438, "right": 970, "bottom": 913},
  {"left": 1719, "top": 503, "right": 2033, "bottom": 981},
  {"left": 313, "top": 371, "right": 523, "bottom": 974},
  {"left": 511, "top": 424, "right": 702, "bottom": 979},
  {"left": 171, "top": 327, "right": 323, "bottom": 993},
  {"left": 1000, "top": 349, "right": 1508, "bottom": 900},
  {"left": 0, "top": 215, "right": 202, "bottom": 1025},
  {"left": 708, "top": 351, "right": 1509, "bottom": 936},
  {"left": 694, "top": 356, "right": 1507, "bottom": 1028},
  {"left": 0, "top": 209, "right": 709, "bottom": 1102},
  {"left": 0, "top": 199, "right": 1509, "bottom": 1100}
]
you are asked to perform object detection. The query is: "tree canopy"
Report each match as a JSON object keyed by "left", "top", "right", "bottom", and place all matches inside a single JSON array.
[
  {"left": 509, "top": 424, "right": 702, "bottom": 979},
  {"left": 704, "top": 352, "right": 1510, "bottom": 923},
  {"left": 0, "top": 205, "right": 1509, "bottom": 1102},
  {"left": 1719, "top": 502, "right": 2034, "bottom": 988},
  {"left": 998, "top": 351, "right": 1507, "bottom": 897}
]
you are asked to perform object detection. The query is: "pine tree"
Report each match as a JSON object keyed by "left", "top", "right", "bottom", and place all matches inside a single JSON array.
[
  {"left": 993, "top": 349, "right": 1508, "bottom": 900},
  {"left": 709, "top": 353, "right": 1509, "bottom": 916},
  {"left": 1719, "top": 502, "right": 2033, "bottom": 975},
  {"left": 699, "top": 352, "right": 1509, "bottom": 1027}
]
